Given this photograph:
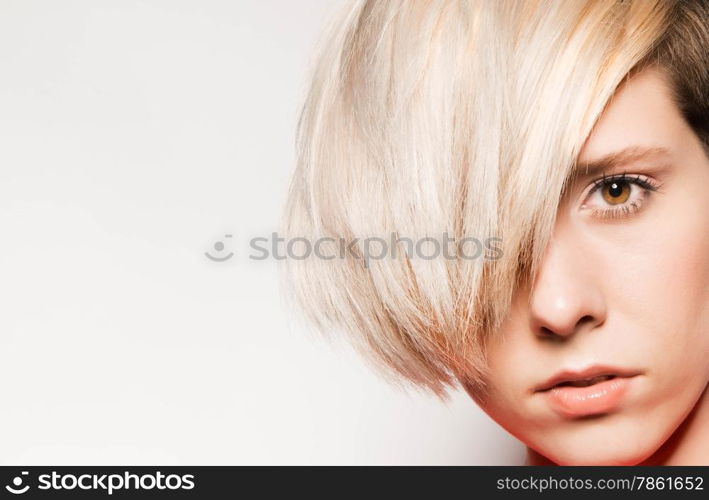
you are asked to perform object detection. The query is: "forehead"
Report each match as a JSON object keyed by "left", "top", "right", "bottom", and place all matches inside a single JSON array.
[{"left": 578, "top": 67, "right": 686, "bottom": 166}]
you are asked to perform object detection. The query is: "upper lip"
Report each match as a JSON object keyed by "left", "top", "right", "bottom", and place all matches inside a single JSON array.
[{"left": 533, "top": 364, "right": 642, "bottom": 393}]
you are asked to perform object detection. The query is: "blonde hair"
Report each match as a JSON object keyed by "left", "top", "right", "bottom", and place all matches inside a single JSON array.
[{"left": 281, "top": 0, "right": 708, "bottom": 398}]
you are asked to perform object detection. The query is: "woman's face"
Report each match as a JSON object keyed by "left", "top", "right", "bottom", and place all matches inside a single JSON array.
[{"left": 466, "top": 67, "right": 709, "bottom": 465}]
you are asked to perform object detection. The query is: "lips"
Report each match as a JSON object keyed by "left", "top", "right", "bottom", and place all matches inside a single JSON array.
[
  {"left": 534, "top": 366, "right": 639, "bottom": 393},
  {"left": 534, "top": 365, "right": 642, "bottom": 418}
]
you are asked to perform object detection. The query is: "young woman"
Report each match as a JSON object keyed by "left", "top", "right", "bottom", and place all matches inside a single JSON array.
[{"left": 281, "top": 0, "right": 709, "bottom": 465}]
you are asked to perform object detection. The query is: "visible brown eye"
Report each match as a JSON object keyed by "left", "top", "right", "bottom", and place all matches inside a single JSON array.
[
  {"left": 580, "top": 173, "right": 661, "bottom": 220},
  {"left": 601, "top": 181, "right": 631, "bottom": 205}
]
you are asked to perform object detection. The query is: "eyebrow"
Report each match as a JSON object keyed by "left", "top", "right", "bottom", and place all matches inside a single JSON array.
[{"left": 573, "top": 146, "right": 672, "bottom": 179}]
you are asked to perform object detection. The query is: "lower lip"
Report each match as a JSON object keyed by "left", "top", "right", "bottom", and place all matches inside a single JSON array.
[{"left": 541, "top": 377, "right": 636, "bottom": 418}]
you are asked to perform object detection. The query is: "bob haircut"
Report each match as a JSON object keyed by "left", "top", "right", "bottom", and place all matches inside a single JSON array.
[{"left": 281, "top": 0, "right": 709, "bottom": 398}]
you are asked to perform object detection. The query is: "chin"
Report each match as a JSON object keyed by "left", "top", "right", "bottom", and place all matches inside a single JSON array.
[
  {"left": 545, "top": 449, "right": 651, "bottom": 466},
  {"left": 527, "top": 421, "right": 666, "bottom": 465}
]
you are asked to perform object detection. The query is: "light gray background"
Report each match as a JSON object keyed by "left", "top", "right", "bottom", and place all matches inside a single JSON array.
[{"left": 0, "top": 0, "right": 523, "bottom": 464}]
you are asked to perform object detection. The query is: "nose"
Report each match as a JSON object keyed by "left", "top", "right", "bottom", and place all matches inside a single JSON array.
[{"left": 528, "top": 232, "right": 606, "bottom": 339}]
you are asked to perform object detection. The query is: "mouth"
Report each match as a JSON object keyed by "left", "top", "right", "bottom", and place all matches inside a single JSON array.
[
  {"left": 536, "top": 373, "right": 619, "bottom": 392},
  {"left": 534, "top": 366, "right": 642, "bottom": 418},
  {"left": 534, "top": 367, "right": 639, "bottom": 393}
]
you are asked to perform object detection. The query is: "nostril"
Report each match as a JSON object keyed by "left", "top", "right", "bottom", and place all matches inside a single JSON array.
[
  {"left": 537, "top": 314, "right": 600, "bottom": 339},
  {"left": 540, "top": 326, "right": 555, "bottom": 337},
  {"left": 537, "top": 325, "right": 570, "bottom": 342},
  {"left": 578, "top": 314, "right": 598, "bottom": 327}
]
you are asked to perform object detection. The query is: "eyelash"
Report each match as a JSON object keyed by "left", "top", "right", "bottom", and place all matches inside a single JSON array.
[{"left": 582, "top": 172, "right": 662, "bottom": 220}]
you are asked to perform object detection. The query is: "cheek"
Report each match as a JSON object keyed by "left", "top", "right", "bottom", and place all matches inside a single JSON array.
[
  {"left": 475, "top": 307, "right": 540, "bottom": 422},
  {"left": 617, "top": 217, "right": 708, "bottom": 325},
  {"left": 649, "top": 199, "right": 709, "bottom": 379}
]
